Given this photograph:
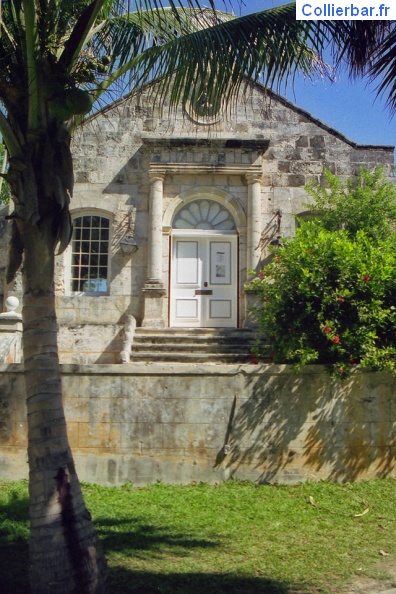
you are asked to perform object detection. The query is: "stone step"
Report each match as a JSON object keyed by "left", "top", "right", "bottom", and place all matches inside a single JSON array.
[
  {"left": 133, "top": 328, "right": 256, "bottom": 343},
  {"left": 129, "top": 351, "right": 255, "bottom": 364},
  {"left": 133, "top": 327, "right": 255, "bottom": 336},
  {"left": 130, "top": 328, "right": 266, "bottom": 364},
  {"left": 133, "top": 335, "right": 257, "bottom": 345},
  {"left": 132, "top": 343, "right": 254, "bottom": 353}
]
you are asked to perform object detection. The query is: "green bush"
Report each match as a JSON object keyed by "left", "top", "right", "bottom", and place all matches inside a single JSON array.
[
  {"left": 306, "top": 167, "right": 396, "bottom": 241},
  {"left": 249, "top": 168, "right": 396, "bottom": 377}
]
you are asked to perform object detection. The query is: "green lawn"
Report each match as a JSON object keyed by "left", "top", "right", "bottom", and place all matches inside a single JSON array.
[{"left": 1, "top": 479, "right": 396, "bottom": 593}]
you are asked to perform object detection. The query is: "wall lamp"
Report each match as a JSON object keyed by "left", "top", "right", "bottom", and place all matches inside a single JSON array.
[
  {"left": 119, "top": 236, "right": 139, "bottom": 256},
  {"left": 269, "top": 209, "right": 283, "bottom": 248},
  {"left": 119, "top": 208, "right": 139, "bottom": 256}
]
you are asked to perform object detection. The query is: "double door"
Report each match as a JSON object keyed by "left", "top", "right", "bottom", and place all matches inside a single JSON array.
[{"left": 170, "top": 233, "right": 238, "bottom": 327}]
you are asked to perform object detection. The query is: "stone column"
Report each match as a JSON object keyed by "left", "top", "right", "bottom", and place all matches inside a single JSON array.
[
  {"left": 142, "top": 172, "right": 166, "bottom": 328},
  {"left": 147, "top": 172, "right": 165, "bottom": 284},
  {"left": 246, "top": 173, "right": 262, "bottom": 275}
]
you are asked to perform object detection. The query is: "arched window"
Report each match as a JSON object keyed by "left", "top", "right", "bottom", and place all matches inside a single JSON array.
[{"left": 69, "top": 214, "right": 110, "bottom": 294}]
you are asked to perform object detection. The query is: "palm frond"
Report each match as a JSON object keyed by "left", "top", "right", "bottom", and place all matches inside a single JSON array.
[
  {"left": 59, "top": 0, "right": 108, "bottom": 69},
  {"left": 282, "top": 16, "right": 396, "bottom": 113},
  {"left": 367, "top": 25, "right": 396, "bottom": 113},
  {"left": 90, "top": 3, "right": 326, "bottom": 115}
]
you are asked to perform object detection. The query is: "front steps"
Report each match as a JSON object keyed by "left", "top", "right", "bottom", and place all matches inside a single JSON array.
[{"left": 129, "top": 327, "right": 265, "bottom": 364}]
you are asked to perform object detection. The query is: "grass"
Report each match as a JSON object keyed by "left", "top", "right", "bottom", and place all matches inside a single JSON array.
[{"left": 1, "top": 479, "right": 396, "bottom": 593}]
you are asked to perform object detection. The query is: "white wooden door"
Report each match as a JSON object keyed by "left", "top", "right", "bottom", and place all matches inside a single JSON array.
[{"left": 170, "top": 232, "right": 237, "bottom": 327}]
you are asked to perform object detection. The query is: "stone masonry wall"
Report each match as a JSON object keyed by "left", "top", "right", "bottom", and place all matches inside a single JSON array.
[
  {"left": 2, "top": 83, "right": 393, "bottom": 362},
  {"left": 49, "top": 83, "right": 393, "bottom": 363},
  {"left": 1, "top": 363, "right": 395, "bottom": 486}
]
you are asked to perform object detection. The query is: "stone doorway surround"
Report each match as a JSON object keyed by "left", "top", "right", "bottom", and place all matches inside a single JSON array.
[{"left": 141, "top": 137, "right": 269, "bottom": 329}]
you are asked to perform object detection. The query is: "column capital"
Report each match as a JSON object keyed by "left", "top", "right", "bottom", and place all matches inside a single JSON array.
[
  {"left": 245, "top": 171, "right": 262, "bottom": 185},
  {"left": 149, "top": 170, "right": 166, "bottom": 183}
]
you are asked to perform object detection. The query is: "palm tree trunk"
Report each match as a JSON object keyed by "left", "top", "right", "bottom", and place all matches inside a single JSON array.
[{"left": 18, "top": 165, "right": 107, "bottom": 593}]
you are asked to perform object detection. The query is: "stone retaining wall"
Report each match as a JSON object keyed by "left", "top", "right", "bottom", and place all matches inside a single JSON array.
[{"left": 0, "top": 363, "right": 394, "bottom": 485}]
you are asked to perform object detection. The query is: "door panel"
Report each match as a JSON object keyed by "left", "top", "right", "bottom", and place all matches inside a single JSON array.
[
  {"left": 210, "top": 241, "right": 232, "bottom": 285},
  {"left": 176, "top": 241, "right": 198, "bottom": 284},
  {"left": 171, "top": 234, "right": 237, "bottom": 327}
]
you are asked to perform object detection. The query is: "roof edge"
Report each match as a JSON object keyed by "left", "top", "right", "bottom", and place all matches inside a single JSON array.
[
  {"left": 258, "top": 83, "right": 394, "bottom": 151},
  {"left": 80, "top": 79, "right": 395, "bottom": 152}
]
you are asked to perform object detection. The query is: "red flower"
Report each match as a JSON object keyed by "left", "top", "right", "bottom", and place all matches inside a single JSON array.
[
  {"left": 288, "top": 327, "right": 293, "bottom": 333},
  {"left": 276, "top": 256, "right": 282, "bottom": 262},
  {"left": 350, "top": 357, "right": 355, "bottom": 363},
  {"left": 339, "top": 367, "right": 345, "bottom": 375},
  {"left": 250, "top": 352, "right": 258, "bottom": 365},
  {"left": 259, "top": 270, "right": 264, "bottom": 278},
  {"left": 332, "top": 336, "right": 341, "bottom": 344},
  {"left": 323, "top": 326, "right": 332, "bottom": 333},
  {"left": 269, "top": 351, "right": 275, "bottom": 360},
  {"left": 265, "top": 296, "right": 270, "bottom": 302},
  {"left": 363, "top": 275, "right": 370, "bottom": 282},
  {"left": 337, "top": 296, "right": 344, "bottom": 303}
]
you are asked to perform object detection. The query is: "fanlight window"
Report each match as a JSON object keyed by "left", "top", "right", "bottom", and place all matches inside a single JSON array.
[
  {"left": 70, "top": 215, "right": 110, "bottom": 293},
  {"left": 173, "top": 200, "right": 236, "bottom": 230}
]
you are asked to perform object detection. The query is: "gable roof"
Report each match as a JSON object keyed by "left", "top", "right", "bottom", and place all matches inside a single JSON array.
[
  {"left": 83, "top": 79, "right": 394, "bottom": 153},
  {"left": 261, "top": 84, "right": 394, "bottom": 151}
]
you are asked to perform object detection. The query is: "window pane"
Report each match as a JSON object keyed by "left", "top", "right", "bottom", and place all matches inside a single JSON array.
[
  {"left": 70, "top": 214, "right": 110, "bottom": 293},
  {"left": 71, "top": 279, "right": 80, "bottom": 292},
  {"left": 71, "top": 266, "right": 79, "bottom": 279},
  {"left": 90, "top": 254, "right": 98, "bottom": 267}
]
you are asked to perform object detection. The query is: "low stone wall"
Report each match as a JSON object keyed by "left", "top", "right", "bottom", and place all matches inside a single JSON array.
[
  {"left": 0, "top": 363, "right": 395, "bottom": 485},
  {"left": 56, "top": 296, "right": 134, "bottom": 364}
]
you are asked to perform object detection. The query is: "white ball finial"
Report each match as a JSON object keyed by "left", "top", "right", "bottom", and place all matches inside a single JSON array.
[{"left": 5, "top": 296, "right": 19, "bottom": 313}]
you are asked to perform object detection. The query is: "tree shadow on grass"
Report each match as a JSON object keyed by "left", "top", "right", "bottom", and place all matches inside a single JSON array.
[
  {"left": 0, "top": 500, "right": 312, "bottom": 594},
  {"left": 106, "top": 568, "right": 309, "bottom": 594},
  {"left": 0, "top": 493, "right": 29, "bottom": 594},
  {"left": 95, "top": 517, "right": 219, "bottom": 554},
  {"left": 95, "top": 519, "right": 312, "bottom": 594}
]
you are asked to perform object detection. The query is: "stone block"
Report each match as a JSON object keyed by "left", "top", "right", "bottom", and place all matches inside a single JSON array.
[
  {"left": 310, "top": 135, "right": 325, "bottom": 148},
  {"left": 288, "top": 174, "right": 306, "bottom": 187},
  {"left": 296, "top": 136, "right": 309, "bottom": 147},
  {"left": 78, "top": 422, "right": 121, "bottom": 449},
  {"left": 163, "top": 422, "right": 207, "bottom": 450},
  {"left": 121, "top": 422, "right": 164, "bottom": 450}
]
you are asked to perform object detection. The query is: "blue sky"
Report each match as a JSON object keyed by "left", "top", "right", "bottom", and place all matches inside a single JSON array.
[{"left": 224, "top": 0, "right": 396, "bottom": 148}]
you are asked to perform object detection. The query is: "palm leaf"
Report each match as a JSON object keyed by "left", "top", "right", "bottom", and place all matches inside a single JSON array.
[
  {"left": 300, "top": 18, "right": 396, "bottom": 112},
  {"left": 368, "top": 26, "right": 396, "bottom": 113},
  {"left": 87, "top": 3, "right": 325, "bottom": 117}
]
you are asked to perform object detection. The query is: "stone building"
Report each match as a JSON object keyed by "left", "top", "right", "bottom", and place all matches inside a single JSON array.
[
  {"left": 1, "top": 82, "right": 394, "bottom": 363},
  {"left": 1, "top": 83, "right": 396, "bottom": 486}
]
